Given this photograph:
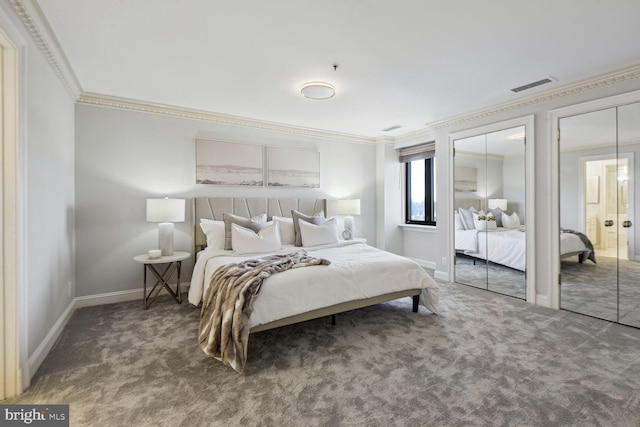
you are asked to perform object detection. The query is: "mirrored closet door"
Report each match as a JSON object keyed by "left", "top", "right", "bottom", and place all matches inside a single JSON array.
[
  {"left": 559, "top": 102, "right": 639, "bottom": 327},
  {"left": 453, "top": 125, "right": 527, "bottom": 299}
]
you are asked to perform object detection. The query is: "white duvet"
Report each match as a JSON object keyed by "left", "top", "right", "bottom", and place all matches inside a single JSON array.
[
  {"left": 455, "top": 227, "right": 588, "bottom": 271},
  {"left": 189, "top": 241, "right": 439, "bottom": 329}
]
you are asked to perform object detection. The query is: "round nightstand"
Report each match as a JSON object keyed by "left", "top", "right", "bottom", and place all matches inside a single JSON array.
[{"left": 133, "top": 251, "right": 190, "bottom": 309}]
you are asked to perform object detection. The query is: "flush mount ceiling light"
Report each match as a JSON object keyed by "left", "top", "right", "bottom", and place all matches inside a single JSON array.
[{"left": 300, "top": 82, "right": 335, "bottom": 100}]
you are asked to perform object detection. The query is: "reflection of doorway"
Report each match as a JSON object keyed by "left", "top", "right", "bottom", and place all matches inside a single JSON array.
[{"left": 582, "top": 155, "right": 633, "bottom": 261}]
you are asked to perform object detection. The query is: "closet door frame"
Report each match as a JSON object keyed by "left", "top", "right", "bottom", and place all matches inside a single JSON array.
[
  {"left": 549, "top": 89, "right": 640, "bottom": 310},
  {"left": 448, "top": 115, "right": 536, "bottom": 304}
]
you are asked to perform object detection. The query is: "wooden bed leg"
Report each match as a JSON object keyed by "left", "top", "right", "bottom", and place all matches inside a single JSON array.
[
  {"left": 331, "top": 314, "right": 336, "bottom": 325},
  {"left": 412, "top": 295, "right": 419, "bottom": 313},
  {"left": 578, "top": 253, "right": 584, "bottom": 263}
]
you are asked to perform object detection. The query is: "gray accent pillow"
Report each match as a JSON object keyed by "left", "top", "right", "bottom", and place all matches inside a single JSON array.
[
  {"left": 291, "top": 210, "right": 325, "bottom": 246},
  {"left": 458, "top": 207, "right": 475, "bottom": 230},
  {"left": 488, "top": 207, "right": 504, "bottom": 227},
  {"left": 222, "top": 212, "right": 267, "bottom": 250}
]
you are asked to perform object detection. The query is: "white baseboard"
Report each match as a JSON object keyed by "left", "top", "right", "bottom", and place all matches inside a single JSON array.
[
  {"left": 408, "top": 257, "right": 436, "bottom": 271},
  {"left": 535, "top": 294, "right": 550, "bottom": 308},
  {"left": 434, "top": 270, "right": 449, "bottom": 281},
  {"left": 74, "top": 282, "right": 190, "bottom": 308},
  {"left": 28, "top": 282, "right": 190, "bottom": 381},
  {"left": 27, "top": 298, "right": 76, "bottom": 380}
]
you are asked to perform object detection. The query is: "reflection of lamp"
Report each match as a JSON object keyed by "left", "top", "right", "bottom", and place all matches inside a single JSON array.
[
  {"left": 336, "top": 199, "right": 361, "bottom": 240},
  {"left": 147, "top": 197, "right": 185, "bottom": 256},
  {"left": 488, "top": 198, "right": 508, "bottom": 211}
]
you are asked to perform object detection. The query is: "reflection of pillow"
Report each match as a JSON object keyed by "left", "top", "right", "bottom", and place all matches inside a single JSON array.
[
  {"left": 299, "top": 218, "right": 339, "bottom": 247},
  {"left": 488, "top": 207, "right": 504, "bottom": 227},
  {"left": 454, "top": 212, "right": 465, "bottom": 230},
  {"left": 231, "top": 222, "right": 281, "bottom": 254},
  {"left": 273, "top": 216, "right": 295, "bottom": 245},
  {"left": 458, "top": 207, "right": 476, "bottom": 230},
  {"left": 223, "top": 212, "right": 267, "bottom": 250},
  {"left": 473, "top": 212, "right": 497, "bottom": 231},
  {"left": 502, "top": 212, "right": 521, "bottom": 228},
  {"left": 200, "top": 219, "right": 225, "bottom": 250},
  {"left": 291, "top": 210, "right": 325, "bottom": 246}
]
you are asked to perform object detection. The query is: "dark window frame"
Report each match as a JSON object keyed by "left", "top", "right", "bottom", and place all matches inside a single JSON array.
[{"left": 405, "top": 157, "right": 436, "bottom": 226}]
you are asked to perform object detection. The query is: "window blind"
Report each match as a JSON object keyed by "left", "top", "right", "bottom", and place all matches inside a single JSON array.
[{"left": 398, "top": 142, "right": 435, "bottom": 163}]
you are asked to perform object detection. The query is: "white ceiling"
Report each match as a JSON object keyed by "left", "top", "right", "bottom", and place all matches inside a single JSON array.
[{"left": 36, "top": 0, "right": 640, "bottom": 139}]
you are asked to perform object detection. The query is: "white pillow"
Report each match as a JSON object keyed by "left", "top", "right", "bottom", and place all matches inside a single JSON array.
[
  {"left": 299, "top": 218, "right": 339, "bottom": 247},
  {"left": 473, "top": 211, "right": 497, "bottom": 231},
  {"left": 502, "top": 212, "right": 521, "bottom": 228},
  {"left": 231, "top": 222, "right": 282, "bottom": 254},
  {"left": 200, "top": 219, "right": 225, "bottom": 250},
  {"left": 273, "top": 216, "right": 295, "bottom": 245},
  {"left": 454, "top": 212, "right": 465, "bottom": 231}
]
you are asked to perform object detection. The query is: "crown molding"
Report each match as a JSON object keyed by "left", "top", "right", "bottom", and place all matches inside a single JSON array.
[
  {"left": 77, "top": 92, "right": 378, "bottom": 144},
  {"left": 393, "top": 127, "right": 436, "bottom": 149},
  {"left": 8, "top": 0, "right": 82, "bottom": 99},
  {"left": 427, "top": 63, "right": 640, "bottom": 131}
]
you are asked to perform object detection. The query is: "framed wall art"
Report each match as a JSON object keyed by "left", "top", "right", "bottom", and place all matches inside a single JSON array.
[
  {"left": 267, "top": 147, "right": 320, "bottom": 188},
  {"left": 195, "top": 139, "right": 263, "bottom": 186}
]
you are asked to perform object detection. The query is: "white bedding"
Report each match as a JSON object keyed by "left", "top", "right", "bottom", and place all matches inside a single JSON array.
[
  {"left": 455, "top": 227, "right": 589, "bottom": 271},
  {"left": 189, "top": 241, "right": 439, "bottom": 329}
]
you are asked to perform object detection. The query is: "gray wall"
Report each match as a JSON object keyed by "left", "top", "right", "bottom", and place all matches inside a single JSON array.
[
  {"left": 75, "top": 104, "right": 377, "bottom": 297},
  {"left": 1, "top": 4, "right": 77, "bottom": 361}
]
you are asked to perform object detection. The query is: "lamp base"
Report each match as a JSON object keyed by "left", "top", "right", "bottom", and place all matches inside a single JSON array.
[
  {"left": 343, "top": 216, "right": 354, "bottom": 240},
  {"left": 158, "top": 222, "right": 174, "bottom": 256}
]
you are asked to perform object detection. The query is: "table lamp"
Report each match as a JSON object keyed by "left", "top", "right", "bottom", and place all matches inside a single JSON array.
[
  {"left": 146, "top": 197, "right": 185, "bottom": 256},
  {"left": 336, "top": 199, "right": 361, "bottom": 240},
  {"left": 488, "top": 198, "right": 508, "bottom": 211}
]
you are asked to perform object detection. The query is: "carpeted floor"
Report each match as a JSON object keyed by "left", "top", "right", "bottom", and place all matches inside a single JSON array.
[{"left": 6, "top": 278, "right": 640, "bottom": 426}]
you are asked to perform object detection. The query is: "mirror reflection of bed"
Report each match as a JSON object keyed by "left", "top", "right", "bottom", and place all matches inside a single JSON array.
[{"left": 453, "top": 125, "right": 527, "bottom": 299}]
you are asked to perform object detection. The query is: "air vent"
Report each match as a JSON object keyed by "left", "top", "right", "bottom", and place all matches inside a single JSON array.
[
  {"left": 511, "top": 78, "right": 553, "bottom": 93},
  {"left": 382, "top": 125, "right": 402, "bottom": 132}
]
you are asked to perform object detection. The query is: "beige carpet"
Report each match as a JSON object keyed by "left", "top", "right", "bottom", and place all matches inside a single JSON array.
[{"left": 6, "top": 279, "right": 640, "bottom": 426}]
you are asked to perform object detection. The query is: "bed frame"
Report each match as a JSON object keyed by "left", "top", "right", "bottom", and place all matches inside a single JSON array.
[{"left": 193, "top": 197, "right": 421, "bottom": 333}]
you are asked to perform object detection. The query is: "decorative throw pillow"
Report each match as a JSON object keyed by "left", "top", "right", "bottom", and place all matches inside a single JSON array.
[
  {"left": 473, "top": 211, "right": 497, "bottom": 231},
  {"left": 502, "top": 211, "right": 521, "bottom": 228},
  {"left": 291, "top": 210, "right": 325, "bottom": 247},
  {"left": 488, "top": 207, "right": 504, "bottom": 227},
  {"left": 273, "top": 216, "right": 295, "bottom": 245},
  {"left": 299, "top": 218, "right": 339, "bottom": 247},
  {"left": 222, "top": 212, "right": 267, "bottom": 250},
  {"left": 199, "top": 218, "right": 225, "bottom": 250},
  {"left": 231, "top": 222, "right": 281, "bottom": 254}
]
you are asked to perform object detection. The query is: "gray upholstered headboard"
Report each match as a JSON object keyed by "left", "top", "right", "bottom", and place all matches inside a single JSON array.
[
  {"left": 193, "top": 197, "right": 327, "bottom": 251},
  {"left": 454, "top": 198, "right": 483, "bottom": 211}
]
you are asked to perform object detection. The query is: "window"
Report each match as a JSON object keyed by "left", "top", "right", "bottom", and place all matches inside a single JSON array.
[{"left": 400, "top": 143, "right": 436, "bottom": 225}]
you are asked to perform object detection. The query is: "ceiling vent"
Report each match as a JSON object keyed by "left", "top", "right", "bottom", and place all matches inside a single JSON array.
[
  {"left": 382, "top": 125, "right": 402, "bottom": 132},
  {"left": 510, "top": 78, "right": 553, "bottom": 93}
]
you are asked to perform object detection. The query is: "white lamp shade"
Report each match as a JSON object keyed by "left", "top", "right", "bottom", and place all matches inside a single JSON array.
[
  {"left": 488, "top": 198, "right": 508, "bottom": 211},
  {"left": 336, "top": 199, "right": 361, "bottom": 216},
  {"left": 146, "top": 198, "right": 185, "bottom": 223}
]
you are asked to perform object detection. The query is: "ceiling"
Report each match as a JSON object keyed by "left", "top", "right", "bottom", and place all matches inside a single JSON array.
[{"left": 35, "top": 0, "right": 640, "bottom": 139}]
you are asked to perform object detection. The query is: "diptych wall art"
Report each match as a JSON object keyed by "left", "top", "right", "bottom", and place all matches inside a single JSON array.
[{"left": 195, "top": 139, "right": 320, "bottom": 188}]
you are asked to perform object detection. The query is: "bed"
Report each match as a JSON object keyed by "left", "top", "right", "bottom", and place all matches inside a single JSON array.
[
  {"left": 454, "top": 203, "right": 594, "bottom": 271},
  {"left": 189, "top": 197, "right": 440, "bottom": 372}
]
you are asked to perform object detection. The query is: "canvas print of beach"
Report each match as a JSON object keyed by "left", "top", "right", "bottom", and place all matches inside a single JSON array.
[
  {"left": 455, "top": 166, "right": 478, "bottom": 192},
  {"left": 196, "top": 139, "right": 264, "bottom": 186},
  {"left": 267, "top": 147, "right": 320, "bottom": 188}
]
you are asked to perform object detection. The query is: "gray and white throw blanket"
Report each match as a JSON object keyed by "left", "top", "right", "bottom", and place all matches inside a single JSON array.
[
  {"left": 562, "top": 229, "right": 597, "bottom": 264},
  {"left": 198, "top": 250, "right": 331, "bottom": 373}
]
